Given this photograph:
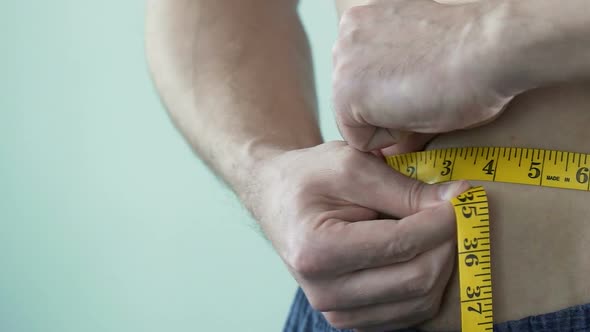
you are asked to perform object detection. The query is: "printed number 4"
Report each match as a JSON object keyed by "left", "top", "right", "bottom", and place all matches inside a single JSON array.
[{"left": 482, "top": 160, "right": 495, "bottom": 175}]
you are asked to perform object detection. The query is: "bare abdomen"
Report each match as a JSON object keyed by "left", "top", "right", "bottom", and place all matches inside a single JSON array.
[{"left": 419, "top": 83, "right": 590, "bottom": 330}]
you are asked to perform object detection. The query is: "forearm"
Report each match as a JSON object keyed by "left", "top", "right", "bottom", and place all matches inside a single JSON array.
[
  {"left": 145, "top": 0, "right": 322, "bottom": 195},
  {"left": 499, "top": 0, "right": 590, "bottom": 91}
]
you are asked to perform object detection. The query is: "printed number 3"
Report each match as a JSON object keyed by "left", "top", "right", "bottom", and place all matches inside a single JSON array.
[
  {"left": 456, "top": 192, "right": 474, "bottom": 203},
  {"left": 441, "top": 160, "right": 452, "bottom": 176}
]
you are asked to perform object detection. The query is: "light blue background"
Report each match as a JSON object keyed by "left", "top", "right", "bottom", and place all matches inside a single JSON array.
[{"left": 1, "top": 1, "right": 339, "bottom": 331}]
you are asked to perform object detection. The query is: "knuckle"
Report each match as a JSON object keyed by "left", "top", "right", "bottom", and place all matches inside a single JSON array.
[
  {"left": 388, "top": 230, "right": 418, "bottom": 262},
  {"left": 416, "top": 296, "right": 442, "bottom": 319},
  {"left": 287, "top": 244, "right": 324, "bottom": 278},
  {"left": 384, "top": 219, "right": 419, "bottom": 262},
  {"left": 404, "top": 265, "right": 436, "bottom": 297},
  {"left": 331, "top": 42, "right": 356, "bottom": 84},
  {"left": 331, "top": 81, "right": 353, "bottom": 117},
  {"left": 339, "top": 27, "right": 363, "bottom": 47},
  {"left": 334, "top": 9, "right": 368, "bottom": 81},
  {"left": 332, "top": 61, "right": 366, "bottom": 132},
  {"left": 307, "top": 291, "right": 337, "bottom": 313},
  {"left": 323, "top": 312, "right": 355, "bottom": 330}
]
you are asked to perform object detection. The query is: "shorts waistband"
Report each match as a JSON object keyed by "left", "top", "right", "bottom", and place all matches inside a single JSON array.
[{"left": 284, "top": 288, "right": 590, "bottom": 332}]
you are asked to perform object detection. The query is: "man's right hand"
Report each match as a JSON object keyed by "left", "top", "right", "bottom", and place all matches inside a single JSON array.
[
  {"left": 332, "top": 0, "right": 516, "bottom": 153},
  {"left": 245, "top": 141, "right": 469, "bottom": 331}
]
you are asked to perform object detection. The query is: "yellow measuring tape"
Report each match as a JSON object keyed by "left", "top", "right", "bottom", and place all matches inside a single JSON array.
[{"left": 386, "top": 147, "right": 590, "bottom": 332}]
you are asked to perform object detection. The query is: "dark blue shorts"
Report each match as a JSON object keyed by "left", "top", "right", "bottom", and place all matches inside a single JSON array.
[{"left": 284, "top": 288, "right": 590, "bottom": 332}]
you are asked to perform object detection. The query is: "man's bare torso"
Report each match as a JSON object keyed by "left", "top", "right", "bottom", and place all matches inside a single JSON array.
[{"left": 335, "top": 0, "right": 590, "bottom": 330}]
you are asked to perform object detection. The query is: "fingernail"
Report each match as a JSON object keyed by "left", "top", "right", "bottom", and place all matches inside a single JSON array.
[{"left": 438, "top": 181, "right": 469, "bottom": 201}]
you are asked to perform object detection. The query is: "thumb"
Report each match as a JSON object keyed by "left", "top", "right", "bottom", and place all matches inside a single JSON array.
[
  {"left": 339, "top": 124, "right": 410, "bottom": 152},
  {"left": 385, "top": 180, "right": 472, "bottom": 218},
  {"left": 335, "top": 106, "right": 409, "bottom": 152},
  {"left": 342, "top": 158, "right": 471, "bottom": 218}
]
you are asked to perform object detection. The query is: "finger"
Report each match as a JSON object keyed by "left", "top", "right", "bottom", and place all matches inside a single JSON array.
[
  {"left": 313, "top": 236, "right": 455, "bottom": 310},
  {"left": 380, "top": 133, "right": 438, "bottom": 156},
  {"left": 321, "top": 246, "right": 452, "bottom": 330},
  {"left": 324, "top": 298, "right": 428, "bottom": 331},
  {"left": 337, "top": 119, "right": 410, "bottom": 152},
  {"left": 337, "top": 153, "right": 470, "bottom": 218},
  {"left": 368, "top": 127, "right": 411, "bottom": 152},
  {"left": 334, "top": 85, "right": 440, "bottom": 152},
  {"left": 313, "top": 201, "right": 459, "bottom": 277},
  {"left": 369, "top": 148, "right": 386, "bottom": 161}
]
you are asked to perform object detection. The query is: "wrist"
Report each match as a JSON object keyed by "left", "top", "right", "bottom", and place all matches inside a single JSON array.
[{"left": 228, "top": 135, "right": 322, "bottom": 206}]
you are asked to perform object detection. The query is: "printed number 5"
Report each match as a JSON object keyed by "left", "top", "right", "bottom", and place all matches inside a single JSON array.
[
  {"left": 462, "top": 206, "right": 478, "bottom": 218},
  {"left": 528, "top": 161, "right": 542, "bottom": 179}
]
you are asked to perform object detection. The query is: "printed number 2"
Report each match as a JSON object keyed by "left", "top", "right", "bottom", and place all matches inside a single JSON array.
[{"left": 407, "top": 166, "right": 416, "bottom": 178}]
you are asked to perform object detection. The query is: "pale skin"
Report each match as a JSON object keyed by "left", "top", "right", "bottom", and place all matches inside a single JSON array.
[{"left": 145, "top": 1, "right": 590, "bottom": 331}]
